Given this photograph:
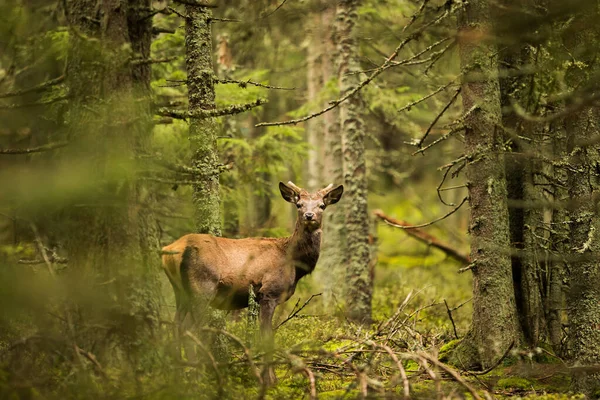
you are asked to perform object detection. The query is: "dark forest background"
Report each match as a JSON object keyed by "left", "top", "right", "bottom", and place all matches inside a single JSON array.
[{"left": 1, "top": 0, "right": 600, "bottom": 398}]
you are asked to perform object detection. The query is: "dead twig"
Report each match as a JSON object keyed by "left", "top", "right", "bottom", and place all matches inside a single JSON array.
[
  {"left": 444, "top": 299, "right": 459, "bottom": 339},
  {"left": 418, "top": 352, "right": 484, "bottom": 400},
  {"left": 373, "top": 209, "right": 470, "bottom": 264},
  {"left": 183, "top": 331, "right": 224, "bottom": 396},
  {"left": 276, "top": 293, "right": 322, "bottom": 330},
  {"left": 464, "top": 340, "right": 515, "bottom": 376}
]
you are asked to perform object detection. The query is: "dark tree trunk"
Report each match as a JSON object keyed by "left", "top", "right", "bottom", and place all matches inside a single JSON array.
[
  {"left": 498, "top": 20, "right": 545, "bottom": 347},
  {"left": 452, "top": 0, "right": 521, "bottom": 368}
]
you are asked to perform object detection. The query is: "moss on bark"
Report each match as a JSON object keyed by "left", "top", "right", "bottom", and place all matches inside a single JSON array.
[
  {"left": 336, "top": 0, "right": 372, "bottom": 324},
  {"left": 452, "top": 0, "right": 521, "bottom": 368},
  {"left": 185, "top": 4, "right": 221, "bottom": 236}
]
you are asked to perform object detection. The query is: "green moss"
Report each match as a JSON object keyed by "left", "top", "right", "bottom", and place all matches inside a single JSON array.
[
  {"left": 497, "top": 377, "right": 536, "bottom": 390},
  {"left": 320, "top": 388, "right": 359, "bottom": 399},
  {"left": 439, "top": 339, "right": 462, "bottom": 362}
]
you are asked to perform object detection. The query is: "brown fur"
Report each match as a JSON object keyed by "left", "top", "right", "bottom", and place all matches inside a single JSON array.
[{"left": 161, "top": 181, "right": 343, "bottom": 384}]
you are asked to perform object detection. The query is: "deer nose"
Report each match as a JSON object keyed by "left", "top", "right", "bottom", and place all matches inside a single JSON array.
[{"left": 304, "top": 212, "right": 314, "bottom": 220}]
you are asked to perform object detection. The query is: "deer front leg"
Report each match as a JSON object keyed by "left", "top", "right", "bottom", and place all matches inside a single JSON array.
[{"left": 259, "top": 297, "right": 278, "bottom": 386}]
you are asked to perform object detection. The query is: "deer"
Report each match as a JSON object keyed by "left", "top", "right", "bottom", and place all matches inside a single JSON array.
[{"left": 161, "top": 181, "right": 344, "bottom": 384}]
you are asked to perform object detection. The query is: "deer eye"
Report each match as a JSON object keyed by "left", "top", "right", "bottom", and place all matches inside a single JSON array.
[
  {"left": 296, "top": 203, "right": 302, "bottom": 209},
  {"left": 319, "top": 203, "right": 326, "bottom": 210}
]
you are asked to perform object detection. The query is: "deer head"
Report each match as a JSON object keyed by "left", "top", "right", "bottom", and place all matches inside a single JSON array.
[{"left": 279, "top": 181, "right": 344, "bottom": 231}]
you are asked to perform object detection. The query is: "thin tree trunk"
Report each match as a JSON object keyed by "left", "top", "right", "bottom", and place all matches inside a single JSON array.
[
  {"left": 337, "top": 0, "right": 372, "bottom": 324},
  {"left": 306, "top": 7, "right": 325, "bottom": 191},
  {"left": 319, "top": 3, "right": 345, "bottom": 309},
  {"left": 452, "top": 0, "right": 521, "bottom": 368},
  {"left": 186, "top": 3, "right": 221, "bottom": 236}
]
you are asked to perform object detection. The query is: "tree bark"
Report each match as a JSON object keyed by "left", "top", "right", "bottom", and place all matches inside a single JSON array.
[
  {"left": 564, "top": 6, "right": 600, "bottom": 394},
  {"left": 337, "top": 0, "right": 372, "bottom": 324},
  {"left": 186, "top": 3, "right": 221, "bottom": 236},
  {"left": 306, "top": 6, "right": 325, "bottom": 191},
  {"left": 498, "top": 11, "right": 545, "bottom": 347},
  {"left": 452, "top": 0, "right": 521, "bottom": 368},
  {"left": 318, "top": 2, "right": 346, "bottom": 309}
]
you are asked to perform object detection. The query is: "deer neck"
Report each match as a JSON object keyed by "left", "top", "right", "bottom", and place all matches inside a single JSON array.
[{"left": 288, "top": 219, "right": 322, "bottom": 280}]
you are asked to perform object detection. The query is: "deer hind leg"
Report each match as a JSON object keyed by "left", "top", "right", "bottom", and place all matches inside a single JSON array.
[
  {"left": 179, "top": 246, "right": 220, "bottom": 358},
  {"left": 258, "top": 295, "right": 278, "bottom": 386}
]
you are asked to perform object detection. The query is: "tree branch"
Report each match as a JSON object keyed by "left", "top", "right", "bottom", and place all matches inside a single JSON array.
[
  {"left": 0, "top": 141, "right": 69, "bottom": 155},
  {"left": 155, "top": 98, "right": 266, "bottom": 119},
  {"left": 0, "top": 75, "right": 65, "bottom": 99},
  {"left": 373, "top": 205, "right": 470, "bottom": 262},
  {"left": 256, "top": 8, "right": 453, "bottom": 127},
  {"left": 216, "top": 78, "right": 295, "bottom": 90}
]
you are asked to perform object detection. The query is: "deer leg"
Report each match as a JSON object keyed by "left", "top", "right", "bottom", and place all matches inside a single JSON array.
[{"left": 259, "top": 297, "right": 278, "bottom": 385}]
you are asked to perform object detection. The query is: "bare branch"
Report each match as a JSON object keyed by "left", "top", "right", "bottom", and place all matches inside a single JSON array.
[
  {"left": 216, "top": 78, "right": 295, "bottom": 90},
  {"left": 0, "top": 75, "right": 65, "bottom": 99},
  {"left": 131, "top": 56, "right": 178, "bottom": 65},
  {"left": 373, "top": 209, "right": 470, "bottom": 264},
  {"left": 414, "top": 88, "right": 461, "bottom": 148},
  {"left": 0, "top": 141, "right": 69, "bottom": 155},
  {"left": 0, "top": 95, "right": 69, "bottom": 110},
  {"left": 375, "top": 197, "right": 468, "bottom": 230},
  {"left": 256, "top": 8, "right": 453, "bottom": 127},
  {"left": 156, "top": 98, "right": 266, "bottom": 119},
  {"left": 276, "top": 293, "right": 322, "bottom": 330}
]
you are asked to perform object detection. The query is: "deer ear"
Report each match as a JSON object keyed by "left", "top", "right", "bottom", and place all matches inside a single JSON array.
[
  {"left": 279, "top": 182, "right": 299, "bottom": 203},
  {"left": 324, "top": 184, "right": 344, "bottom": 205}
]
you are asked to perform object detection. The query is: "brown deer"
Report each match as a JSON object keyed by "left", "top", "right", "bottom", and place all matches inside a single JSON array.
[{"left": 161, "top": 181, "right": 343, "bottom": 382}]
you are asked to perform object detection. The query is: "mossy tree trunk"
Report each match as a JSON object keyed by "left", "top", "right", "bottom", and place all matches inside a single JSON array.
[
  {"left": 548, "top": 121, "right": 568, "bottom": 353},
  {"left": 337, "top": 0, "right": 372, "bottom": 324},
  {"left": 186, "top": 3, "right": 221, "bottom": 236},
  {"left": 452, "top": 0, "right": 521, "bottom": 368},
  {"left": 498, "top": 3, "right": 545, "bottom": 347},
  {"left": 306, "top": 2, "right": 325, "bottom": 191},
  {"left": 563, "top": 5, "right": 600, "bottom": 394},
  {"left": 61, "top": 0, "right": 161, "bottom": 362},
  {"left": 319, "top": 2, "right": 345, "bottom": 309}
]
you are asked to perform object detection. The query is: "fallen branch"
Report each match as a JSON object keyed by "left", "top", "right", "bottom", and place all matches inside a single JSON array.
[
  {"left": 464, "top": 340, "right": 515, "bottom": 376},
  {"left": 418, "top": 352, "right": 484, "bottom": 400},
  {"left": 373, "top": 209, "right": 470, "bottom": 264}
]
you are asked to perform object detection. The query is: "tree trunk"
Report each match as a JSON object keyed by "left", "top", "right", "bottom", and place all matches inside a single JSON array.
[
  {"left": 452, "top": 0, "right": 521, "bottom": 368},
  {"left": 564, "top": 7, "right": 600, "bottom": 394},
  {"left": 186, "top": 3, "right": 221, "bottom": 236},
  {"left": 61, "top": 0, "right": 161, "bottom": 366},
  {"left": 547, "top": 121, "right": 568, "bottom": 353},
  {"left": 337, "top": 0, "right": 372, "bottom": 324},
  {"left": 306, "top": 6, "right": 325, "bottom": 191},
  {"left": 499, "top": 28, "right": 545, "bottom": 348},
  {"left": 318, "top": 2, "right": 346, "bottom": 309}
]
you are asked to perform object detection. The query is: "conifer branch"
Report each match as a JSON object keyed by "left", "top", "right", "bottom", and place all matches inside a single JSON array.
[
  {"left": 155, "top": 98, "right": 266, "bottom": 119},
  {"left": 216, "top": 78, "right": 295, "bottom": 90},
  {"left": 0, "top": 75, "right": 65, "bottom": 99},
  {"left": 0, "top": 96, "right": 69, "bottom": 110},
  {"left": 0, "top": 141, "right": 69, "bottom": 155},
  {"left": 131, "top": 56, "right": 178, "bottom": 65},
  {"left": 256, "top": 8, "right": 453, "bottom": 127},
  {"left": 414, "top": 87, "right": 461, "bottom": 148}
]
